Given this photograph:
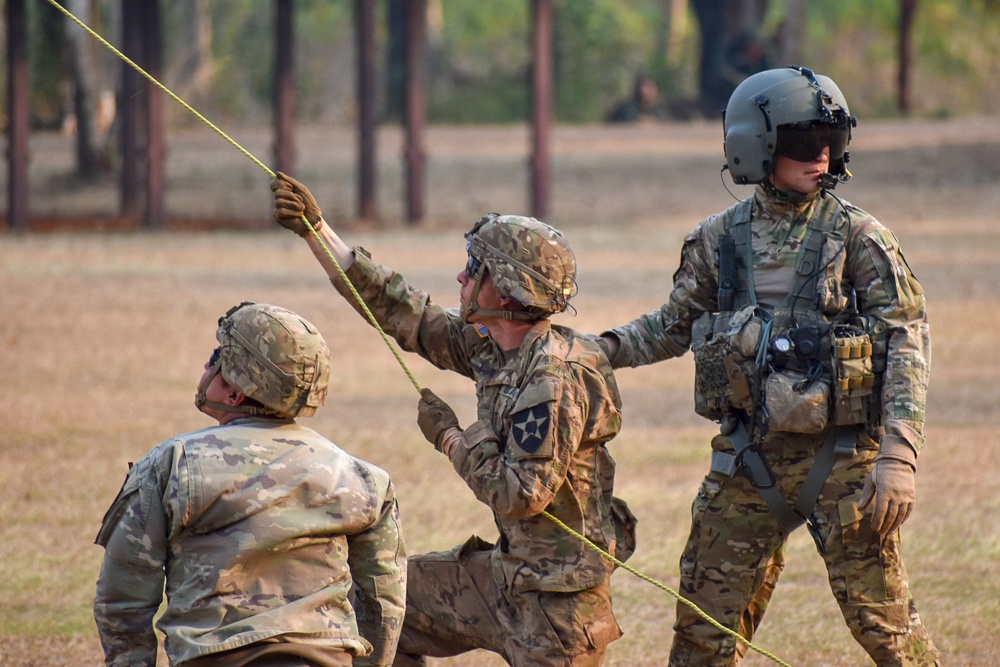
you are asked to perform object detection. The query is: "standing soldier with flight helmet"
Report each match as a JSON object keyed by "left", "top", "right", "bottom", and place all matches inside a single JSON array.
[
  {"left": 598, "top": 66, "right": 940, "bottom": 665},
  {"left": 94, "top": 301, "right": 407, "bottom": 667},
  {"left": 270, "top": 173, "right": 636, "bottom": 667}
]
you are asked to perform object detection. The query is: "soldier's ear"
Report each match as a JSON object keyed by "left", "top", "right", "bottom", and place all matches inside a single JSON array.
[{"left": 226, "top": 389, "right": 246, "bottom": 407}]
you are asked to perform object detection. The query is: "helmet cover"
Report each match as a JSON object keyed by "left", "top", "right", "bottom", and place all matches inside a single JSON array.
[
  {"left": 465, "top": 214, "right": 577, "bottom": 317},
  {"left": 215, "top": 302, "right": 331, "bottom": 418}
]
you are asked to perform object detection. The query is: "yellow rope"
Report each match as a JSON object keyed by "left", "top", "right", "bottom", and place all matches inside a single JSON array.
[
  {"left": 542, "top": 511, "right": 793, "bottom": 667},
  {"left": 46, "top": 0, "right": 271, "bottom": 178},
  {"left": 45, "top": 0, "right": 422, "bottom": 395},
  {"left": 49, "top": 2, "right": 791, "bottom": 663}
]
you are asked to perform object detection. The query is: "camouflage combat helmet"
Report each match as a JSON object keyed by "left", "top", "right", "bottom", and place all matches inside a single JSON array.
[
  {"left": 196, "top": 301, "right": 331, "bottom": 418},
  {"left": 723, "top": 65, "right": 856, "bottom": 187},
  {"left": 462, "top": 213, "right": 577, "bottom": 322}
]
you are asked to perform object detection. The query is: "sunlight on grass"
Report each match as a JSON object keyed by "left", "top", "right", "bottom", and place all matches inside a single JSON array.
[{"left": 3, "top": 121, "right": 1000, "bottom": 665}]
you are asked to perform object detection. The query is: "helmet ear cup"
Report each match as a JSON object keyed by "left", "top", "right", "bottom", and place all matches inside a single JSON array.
[{"left": 725, "top": 108, "right": 775, "bottom": 184}]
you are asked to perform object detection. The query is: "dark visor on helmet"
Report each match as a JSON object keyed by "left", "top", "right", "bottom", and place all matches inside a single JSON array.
[{"left": 775, "top": 122, "right": 850, "bottom": 163}]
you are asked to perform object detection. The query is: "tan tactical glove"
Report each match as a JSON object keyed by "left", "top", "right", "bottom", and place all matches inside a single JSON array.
[
  {"left": 417, "top": 388, "right": 461, "bottom": 456},
  {"left": 270, "top": 171, "right": 325, "bottom": 236},
  {"left": 858, "top": 435, "right": 917, "bottom": 537}
]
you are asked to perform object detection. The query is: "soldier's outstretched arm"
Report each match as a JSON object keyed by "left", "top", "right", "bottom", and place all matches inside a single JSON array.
[{"left": 270, "top": 173, "right": 479, "bottom": 379}]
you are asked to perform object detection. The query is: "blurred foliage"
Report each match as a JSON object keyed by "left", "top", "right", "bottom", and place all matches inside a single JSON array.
[
  {"left": 421, "top": 1, "right": 666, "bottom": 123},
  {"left": 794, "top": 0, "right": 1000, "bottom": 117},
  {"left": 426, "top": 1, "right": 532, "bottom": 123},
  {"left": 13, "top": 0, "right": 1000, "bottom": 128}
]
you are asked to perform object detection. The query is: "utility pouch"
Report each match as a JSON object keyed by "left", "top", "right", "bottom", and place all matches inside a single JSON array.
[
  {"left": 764, "top": 370, "right": 830, "bottom": 433},
  {"left": 831, "top": 328, "right": 875, "bottom": 425},
  {"left": 692, "top": 306, "right": 762, "bottom": 421}
]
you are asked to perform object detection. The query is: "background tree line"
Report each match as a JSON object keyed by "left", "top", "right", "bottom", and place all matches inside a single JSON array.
[{"left": 10, "top": 0, "right": 1000, "bottom": 138}]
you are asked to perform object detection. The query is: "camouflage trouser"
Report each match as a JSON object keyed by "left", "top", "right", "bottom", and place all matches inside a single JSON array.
[
  {"left": 392, "top": 535, "right": 622, "bottom": 667},
  {"left": 669, "top": 430, "right": 940, "bottom": 667}
]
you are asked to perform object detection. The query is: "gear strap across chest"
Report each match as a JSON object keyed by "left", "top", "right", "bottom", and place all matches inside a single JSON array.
[{"left": 730, "top": 196, "right": 843, "bottom": 318}]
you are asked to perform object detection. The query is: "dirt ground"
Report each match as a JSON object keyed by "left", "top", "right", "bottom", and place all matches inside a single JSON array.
[{"left": 2, "top": 117, "right": 1000, "bottom": 666}]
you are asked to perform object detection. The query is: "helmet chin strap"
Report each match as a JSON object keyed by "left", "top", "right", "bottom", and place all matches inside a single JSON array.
[
  {"left": 460, "top": 263, "right": 533, "bottom": 323},
  {"left": 194, "top": 359, "right": 222, "bottom": 412},
  {"left": 194, "top": 359, "right": 277, "bottom": 417}
]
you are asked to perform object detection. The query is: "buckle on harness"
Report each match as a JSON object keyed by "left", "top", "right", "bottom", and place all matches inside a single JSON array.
[{"left": 734, "top": 442, "right": 777, "bottom": 490}]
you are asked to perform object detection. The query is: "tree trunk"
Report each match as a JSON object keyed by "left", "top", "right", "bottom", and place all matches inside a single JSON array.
[
  {"left": 64, "top": 0, "right": 101, "bottom": 178},
  {"left": 692, "top": 0, "right": 770, "bottom": 118},
  {"left": 34, "top": 0, "right": 67, "bottom": 129},
  {"left": 385, "top": 0, "right": 406, "bottom": 122},
  {"left": 776, "top": 0, "right": 806, "bottom": 67},
  {"left": 692, "top": 0, "right": 727, "bottom": 117},
  {"left": 898, "top": 0, "right": 918, "bottom": 115}
]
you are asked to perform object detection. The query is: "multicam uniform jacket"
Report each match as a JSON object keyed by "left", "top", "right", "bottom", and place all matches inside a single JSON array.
[
  {"left": 609, "top": 185, "right": 930, "bottom": 454},
  {"left": 333, "top": 248, "right": 626, "bottom": 593},
  {"left": 94, "top": 418, "right": 406, "bottom": 667}
]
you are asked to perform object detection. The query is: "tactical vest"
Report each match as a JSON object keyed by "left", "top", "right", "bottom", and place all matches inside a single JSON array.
[
  {"left": 692, "top": 194, "right": 889, "bottom": 532},
  {"left": 691, "top": 194, "right": 887, "bottom": 434}
]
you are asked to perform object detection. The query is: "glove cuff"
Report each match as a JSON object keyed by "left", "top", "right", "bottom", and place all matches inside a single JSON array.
[{"left": 877, "top": 434, "right": 917, "bottom": 469}]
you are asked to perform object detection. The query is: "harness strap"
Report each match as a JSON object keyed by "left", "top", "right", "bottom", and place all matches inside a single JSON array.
[
  {"left": 786, "top": 197, "right": 844, "bottom": 318},
  {"left": 729, "top": 419, "right": 805, "bottom": 533},
  {"left": 731, "top": 200, "right": 757, "bottom": 308},
  {"left": 794, "top": 426, "right": 858, "bottom": 519},
  {"left": 711, "top": 420, "right": 858, "bottom": 533},
  {"left": 731, "top": 194, "right": 847, "bottom": 323}
]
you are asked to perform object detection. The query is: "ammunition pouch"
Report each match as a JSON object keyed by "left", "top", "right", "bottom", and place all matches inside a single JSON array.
[
  {"left": 692, "top": 306, "right": 763, "bottom": 421},
  {"left": 761, "top": 316, "right": 886, "bottom": 433},
  {"left": 831, "top": 324, "right": 877, "bottom": 425}
]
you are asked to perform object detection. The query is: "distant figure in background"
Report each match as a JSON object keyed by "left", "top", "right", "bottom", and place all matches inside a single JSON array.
[
  {"left": 94, "top": 301, "right": 406, "bottom": 667},
  {"left": 606, "top": 72, "right": 668, "bottom": 123}
]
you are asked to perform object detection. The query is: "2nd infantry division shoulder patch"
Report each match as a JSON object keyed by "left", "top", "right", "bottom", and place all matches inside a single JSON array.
[{"left": 511, "top": 405, "right": 551, "bottom": 454}]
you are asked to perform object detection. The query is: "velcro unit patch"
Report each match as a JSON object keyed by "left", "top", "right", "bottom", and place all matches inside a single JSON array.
[{"left": 512, "top": 404, "right": 551, "bottom": 454}]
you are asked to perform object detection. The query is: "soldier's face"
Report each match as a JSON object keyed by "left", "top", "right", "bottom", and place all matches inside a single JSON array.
[
  {"left": 196, "top": 350, "right": 236, "bottom": 421},
  {"left": 197, "top": 350, "right": 216, "bottom": 393},
  {"left": 770, "top": 146, "right": 830, "bottom": 194}
]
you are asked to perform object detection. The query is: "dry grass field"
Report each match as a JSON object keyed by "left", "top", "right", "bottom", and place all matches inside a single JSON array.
[{"left": 2, "top": 117, "right": 1000, "bottom": 666}]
